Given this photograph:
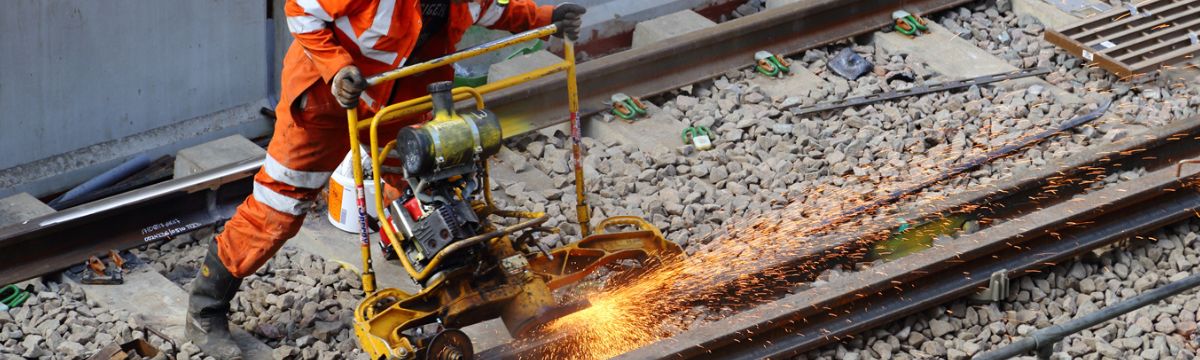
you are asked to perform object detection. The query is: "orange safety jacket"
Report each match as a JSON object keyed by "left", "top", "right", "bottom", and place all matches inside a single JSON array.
[
  {"left": 212, "top": 0, "right": 554, "bottom": 278},
  {"left": 281, "top": 0, "right": 554, "bottom": 124}
]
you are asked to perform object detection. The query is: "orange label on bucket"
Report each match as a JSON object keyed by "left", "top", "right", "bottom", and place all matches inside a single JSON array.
[{"left": 329, "top": 180, "right": 344, "bottom": 222}]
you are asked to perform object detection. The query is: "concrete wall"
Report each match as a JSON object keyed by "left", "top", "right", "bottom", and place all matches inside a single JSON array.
[{"left": 0, "top": 0, "right": 268, "bottom": 172}]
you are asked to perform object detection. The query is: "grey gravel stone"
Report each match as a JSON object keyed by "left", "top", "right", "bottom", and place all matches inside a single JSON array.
[
  {"left": 11, "top": 3, "right": 1195, "bottom": 360},
  {"left": 929, "top": 319, "right": 954, "bottom": 338}
]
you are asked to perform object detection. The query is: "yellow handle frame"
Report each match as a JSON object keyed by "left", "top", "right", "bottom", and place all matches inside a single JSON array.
[{"left": 345, "top": 25, "right": 590, "bottom": 291}]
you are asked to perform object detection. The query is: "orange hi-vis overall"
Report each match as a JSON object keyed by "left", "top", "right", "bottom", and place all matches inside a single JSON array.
[{"left": 217, "top": 0, "right": 554, "bottom": 277}]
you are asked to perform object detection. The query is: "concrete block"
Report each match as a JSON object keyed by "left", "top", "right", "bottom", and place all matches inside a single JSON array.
[
  {"left": 174, "top": 135, "right": 265, "bottom": 179},
  {"left": 0, "top": 193, "right": 54, "bottom": 228},
  {"left": 1013, "top": 0, "right": 1082, "bottom": 30},
  {"left": 584, "top": 107, "right": 689, "bottom": 154},
  {"left": 491, "top": 146, "right": 555, "bottom": 193},
  {"left": 491, "top": 147, "right": 555, "bottom": 194},
  {"left": 875, "top": 22, "right": 1081, "bottom": 105},
  {"left": 487, "top": 50, "right": 564, "bottom": 84},
  {"left": 286, "top": 225, "right": 420, "bottom": 292},
  {"left": 73, "top": 268, "right": 273, "bottom": 359},
  {"left": 765, "top": 0, "right": 802, "bottom": 9},
  {"left": 749, "top": 66, "right": 829, "bottom": 102},
  {"left": 632, "top": 10, "right": 717, "bottom": 48}
]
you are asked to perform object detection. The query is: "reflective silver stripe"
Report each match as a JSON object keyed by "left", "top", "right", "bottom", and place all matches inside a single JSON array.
[
  {"left": 262, "top": 154, "right": 331, "bottom": 189},
  {"left": 477, "top": 2, "right": 506, "bottom": 26},
  {"left": 295, "top": 0, "right": 332, "bottom": 21},
  {"left": 468, "top": 3, "right": 482, "bottom": 22},
  {"left": 295, "top": 0, "right": 401, "bottom": 66},
  {"left": 360, "top": 0, "right": 397, "bottom": 62},
  {"left": 332, "top": 4, "right": 400, "bottom": 65},
  {"left": 287, "top": 15, "right": 326, "bottom": 34},
  {"left": 253, "top": 182, "right": 308, "bottom": 216},
  {"left": 360, "top": 92, "right": 377, "bottom": 108}
]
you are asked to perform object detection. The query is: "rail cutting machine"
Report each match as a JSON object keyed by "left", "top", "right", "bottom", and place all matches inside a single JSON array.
[{"left": 342, "top": 25, "right": 683, "bottom": 359}]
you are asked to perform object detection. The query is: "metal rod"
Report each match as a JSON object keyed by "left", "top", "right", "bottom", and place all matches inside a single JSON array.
[
  {"left": 564, "top": 39, "right": 591, "bottom": 237},
  {"left": 47, "top": 154, "right": 153, "bottom": 209},
  {"left": 360, "top": 63, "right": 568, "bottom": 130},
  {"left": 367, "top": 25, "right": 558, "bottom": 86},
  {"left": 345, "top": 108, "right": 376, "bottom": 294},
  {"left": 814, "top": 99, "right": 1111, "bottom": 231},
  {"left": 976, "top": 271, "right": 1200, "bottom": 360},
  {"left": 790, "top": 68, "right": 1052, "bottom": 116}
]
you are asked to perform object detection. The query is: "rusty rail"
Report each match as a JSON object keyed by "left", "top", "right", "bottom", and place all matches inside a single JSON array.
[
  {"left": 647, "top": 183, "right": 1200, "bottom": 359},
  {"left": 622, "top": 146, "right": 1200, "bottom": 359},
  {"left": 477, "top": 111, "right": 1200, "bottom": 359},
  {"left": 607, "top": 114, "right": 1200, "bottom": 358}
]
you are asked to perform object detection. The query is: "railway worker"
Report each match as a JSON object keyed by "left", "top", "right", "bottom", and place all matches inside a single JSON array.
[{"left": 185, "top": 0, "right": 585, "bottom": 357}]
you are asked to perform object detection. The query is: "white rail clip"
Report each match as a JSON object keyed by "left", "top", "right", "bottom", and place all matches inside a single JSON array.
[{"left": 969, "top": 269, "right": 1010, "bottom": 303}]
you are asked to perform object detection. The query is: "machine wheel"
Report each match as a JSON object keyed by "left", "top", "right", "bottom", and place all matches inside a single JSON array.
[{"left": 425, "top": 329, "right": 473, "bottom": 360}]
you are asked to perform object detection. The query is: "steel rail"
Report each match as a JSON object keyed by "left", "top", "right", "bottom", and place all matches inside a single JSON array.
[
  {"left": 0, "top": 159, "right": 258, "bottom": 285},
  {"left": 617, "top": 137, "right": 1200, "bottom": 359},
  {"left": 713, "top": 189, "right": 1200, "bottom": 359},
  {"left": 682, "top": 109, "right": 1200, "bottom": 308},
  {"left": 478, "top": 115, "right": 1200, "bottom": 359}
]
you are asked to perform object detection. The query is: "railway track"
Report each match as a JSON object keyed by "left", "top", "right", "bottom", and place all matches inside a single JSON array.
[
  {"left": 2, "top": 0, "right": 1197, "bottom": 358},
  {"left": 614, "top": 116, "right": 1200, "bottom": 359},
  {"left": 477, "top": 113, "right": 1200, "bottom": 359}
]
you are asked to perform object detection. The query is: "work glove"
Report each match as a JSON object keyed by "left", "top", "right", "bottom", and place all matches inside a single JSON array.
[
  {"left": 551, "top": 3, "right": 586, "bottom": 41},
  {"left": 331, "top": 65, "right": 368, "bottom": 109}
]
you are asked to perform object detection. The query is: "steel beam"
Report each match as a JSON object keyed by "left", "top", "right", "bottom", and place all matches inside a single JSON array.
[{"left": 0, "top": 159, "right": 258, "bottom": 285}]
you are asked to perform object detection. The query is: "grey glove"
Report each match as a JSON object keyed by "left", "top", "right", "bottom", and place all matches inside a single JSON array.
[
  {"left": 551, "top": 3, "right": 586, "bottom": 40},
  {"left": 331, "top": 65, "right": 368, "bottom": 109}
]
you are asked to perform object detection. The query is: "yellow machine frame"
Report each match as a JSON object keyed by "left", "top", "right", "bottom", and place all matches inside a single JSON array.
[{"left": 341, "top": 25, "right": 682, "bottom": 359}]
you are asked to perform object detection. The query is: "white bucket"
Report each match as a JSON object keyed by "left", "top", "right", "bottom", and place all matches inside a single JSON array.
[{"left": 327, "top": 148, "right": 379, "bottom": 233}]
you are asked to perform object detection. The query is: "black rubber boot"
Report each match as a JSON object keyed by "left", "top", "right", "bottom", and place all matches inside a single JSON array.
[{"left": 186, "top": 239, "right": 244, "bottom": 360}]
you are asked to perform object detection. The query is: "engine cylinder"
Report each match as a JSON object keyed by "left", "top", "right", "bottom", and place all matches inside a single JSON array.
[{"left": 398, "top": 82, "right": 502, "bottom": 176}]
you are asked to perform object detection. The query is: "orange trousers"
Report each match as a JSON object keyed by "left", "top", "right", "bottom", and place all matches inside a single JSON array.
[{"left": 215, "top": 69, "right": 447, "bottom": 278}]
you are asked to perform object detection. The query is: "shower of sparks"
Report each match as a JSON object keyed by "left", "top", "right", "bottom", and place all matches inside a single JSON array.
[
  {"left": 526, "top": 175, "right": 948, "bottom": 359},
  {"left": 513, "top": 84, "right": 1192, "bottom": 359}
]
